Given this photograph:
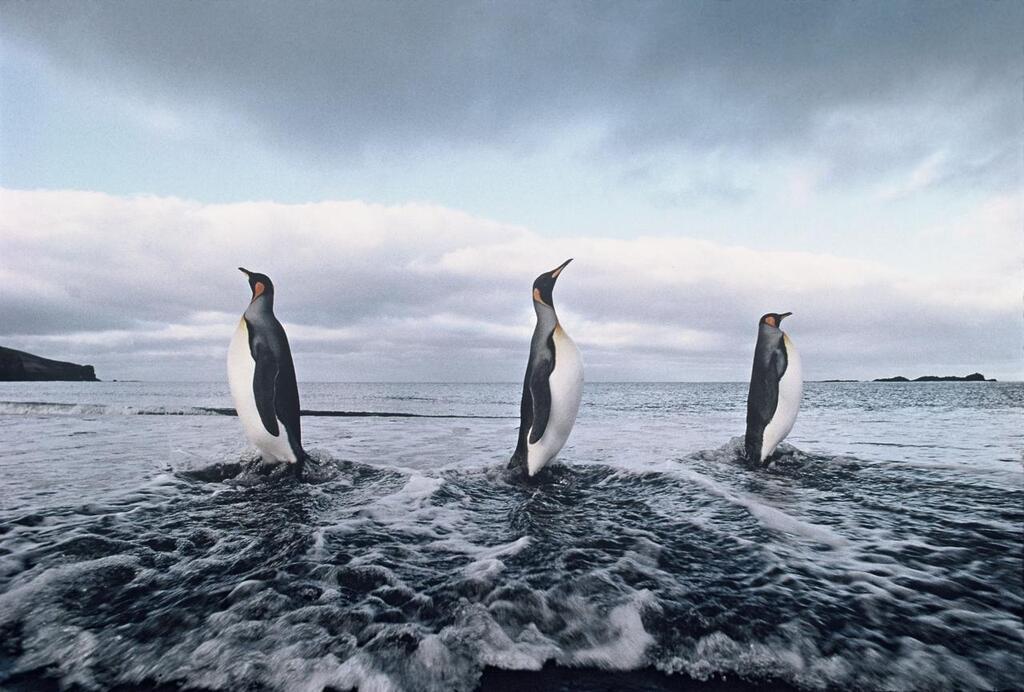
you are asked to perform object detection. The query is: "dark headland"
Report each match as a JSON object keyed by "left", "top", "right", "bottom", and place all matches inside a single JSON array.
[
  {"left": 874, "top": 372, "right": 996, "bottom": 382},
  {"left": 0, "top": 346, "right": 99, "bottom": 382}
]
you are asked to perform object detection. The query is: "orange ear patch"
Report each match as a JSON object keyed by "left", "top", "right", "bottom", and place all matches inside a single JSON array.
[
  {"left": 533, "top": 288, "right": 542, "bottom": 302},
  {"left": 254, "top": 282, "right": 265, "bottom": 298},
  {"left": 764, "top": 315, "right": 776, "bottom": 327}
]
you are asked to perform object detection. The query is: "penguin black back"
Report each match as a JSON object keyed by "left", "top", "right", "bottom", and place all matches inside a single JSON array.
[
  {"left": 745, "top": 312, "right": 791, "bottom": 464},
  {"left": 231, "top": 268, "right": 305, "bottom": 469}
]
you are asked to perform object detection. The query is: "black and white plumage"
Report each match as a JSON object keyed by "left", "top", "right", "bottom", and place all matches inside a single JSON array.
[
  {"left": 745, "top": 312, "right": 802, "bottom": 465},
  {"left": 227, "top": 268, "right": 305, "bottom": 471},
  {"left": 509, "top": 259, "right": 583, "bottom": 477}
]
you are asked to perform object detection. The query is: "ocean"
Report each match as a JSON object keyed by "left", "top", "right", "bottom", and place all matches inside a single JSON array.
[{"left": 0, "top": 381, "right": 1021, "bottom": 691}]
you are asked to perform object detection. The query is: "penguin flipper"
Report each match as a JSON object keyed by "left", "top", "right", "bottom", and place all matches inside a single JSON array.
[
  {"left": 744, "top": 346, "right": 787, "bottom": 462},
  {"left": 527, "top": 357, "right": 554, "bottom": 444},
  {"left": 509, "top": 371, "right": 533, "bottom": 469},
  {"left": 251, "top": 340, "right": 281, "bottom": 437},
  {"left": 773, "top": 342, "right": 789, "bottom": 381},
  {"left": 747, "top": 374, "right": 776, "bottom": 427},
  {"left": 274, "top": 362, "right": 304, "bottom": 460}
]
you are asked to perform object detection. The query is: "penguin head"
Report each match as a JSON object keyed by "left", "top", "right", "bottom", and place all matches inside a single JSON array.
[
  {"left": 759, "top": 312, "right": 792, "bottom": 330},
  {"left": 238, "top": 267, "right": 274, "bottom": 303},
  {"left": 532, "top": 258, "right": 572, "bottom": 307}
]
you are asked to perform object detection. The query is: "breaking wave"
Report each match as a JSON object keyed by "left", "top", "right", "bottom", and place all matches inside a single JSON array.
[{"left": 2, "top": 444, "right": 1021, "bottom": 691}]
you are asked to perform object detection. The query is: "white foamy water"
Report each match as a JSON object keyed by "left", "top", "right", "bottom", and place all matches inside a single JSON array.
[{"left": 0, "top": 381, "right": 1021, "bottom": 690}]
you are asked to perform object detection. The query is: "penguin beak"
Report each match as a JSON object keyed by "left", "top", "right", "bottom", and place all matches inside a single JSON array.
[
  {"left": 238, "top": 267, "right": 252, "bottom": 277},
  {"left": 778, "top": 312, "right": 793, "bottom": 322},
  {"left": 550, "top": 258, "right": 573, "bottom": 280}
]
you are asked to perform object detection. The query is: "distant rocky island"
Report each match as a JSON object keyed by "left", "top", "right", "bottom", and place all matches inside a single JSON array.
[
  {"left": 0, "top": 346, "right": 99, "bottom": 381},
  {"left": 874, "top": 373, "right": 996, "bottom": 382}
]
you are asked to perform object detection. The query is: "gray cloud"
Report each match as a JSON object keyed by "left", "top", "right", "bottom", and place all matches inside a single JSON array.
[
  {"left": 0, "top": 189, "right": 1018, "bottom": 382},
  {"left": 3, "top": 0, "right": 1020, "bottom": 191}
]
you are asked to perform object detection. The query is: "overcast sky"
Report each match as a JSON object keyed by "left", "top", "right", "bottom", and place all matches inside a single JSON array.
[{"left": 1, "top": 1, "right": 1021, "bottom": 381}]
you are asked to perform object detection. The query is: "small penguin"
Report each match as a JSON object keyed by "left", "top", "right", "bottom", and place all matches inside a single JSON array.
[
  {"left": 227, "top": 268, "right": 306, "bottom": 474},
  {"left": 509, "top": 258, "right": 584, "bottom": 478},
  {"left": 745, "top": 312, "right": 802, "bottom": 465}
]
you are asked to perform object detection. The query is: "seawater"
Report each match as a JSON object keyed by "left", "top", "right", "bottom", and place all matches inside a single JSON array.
[{"left": 0, "top": 381, "right": 1021, "bottom": 690}]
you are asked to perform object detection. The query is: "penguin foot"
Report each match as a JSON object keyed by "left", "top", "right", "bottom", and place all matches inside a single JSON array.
[
  {"left": 505, "top": 461, "right": 541, "bottom": 486},
  {"left": 250, "top": 457, "right": 278, "bottom": 475},
  {"left": 507, "top": 452, "right": 523, "bottom": 470},
  {"left": 523, "top": 465, "right": 561, "bottom": 485}
]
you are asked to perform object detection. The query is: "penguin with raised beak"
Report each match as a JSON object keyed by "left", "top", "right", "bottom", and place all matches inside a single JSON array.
[{"left": 509, "top": 259, "right": 584, "bottom": 478}]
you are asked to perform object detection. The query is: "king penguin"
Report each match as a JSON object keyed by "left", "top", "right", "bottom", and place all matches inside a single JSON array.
[
  {"left": 509, "top": 258, "right": 584, "bottom": 478},
  {"left": 745, "top": 312, "right": 802, "bottom": 465},
  {"left": 227, "top": 268, "right": 306, "bottom": 474}
]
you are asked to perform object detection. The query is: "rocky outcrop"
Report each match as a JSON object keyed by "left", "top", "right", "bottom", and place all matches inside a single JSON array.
[
  {"left": 0, "top": 346, "right": 99, "bottom": 381},
  {"left": 913, "top": 373, "right": 995, "bottom": 381},
  {"left": 873, "top": 373, "right": 995, "bottom": 382}
]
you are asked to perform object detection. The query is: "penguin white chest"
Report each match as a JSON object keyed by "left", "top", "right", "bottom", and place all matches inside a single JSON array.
[
  {"left": 227, "top": 319, "right": 297, "bottom": 463},
  {"left": 526, "top": 326, "right": 584, "bottom": 476},
  {"left": 760, "top": 334, "right": 803, "bottom": 461}
]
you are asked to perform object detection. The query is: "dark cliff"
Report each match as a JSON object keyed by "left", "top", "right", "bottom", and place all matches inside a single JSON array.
[{"left": 0, "top": 346, "right": 99, "bottom": 381}]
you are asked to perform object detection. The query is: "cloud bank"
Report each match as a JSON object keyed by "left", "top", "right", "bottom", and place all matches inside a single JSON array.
[
  {"left": 2, "top": 1, "right": 1020, "bottom": 198},
  {"left": 1, "top": 188, "right": 1018, "bottom": 381}
]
